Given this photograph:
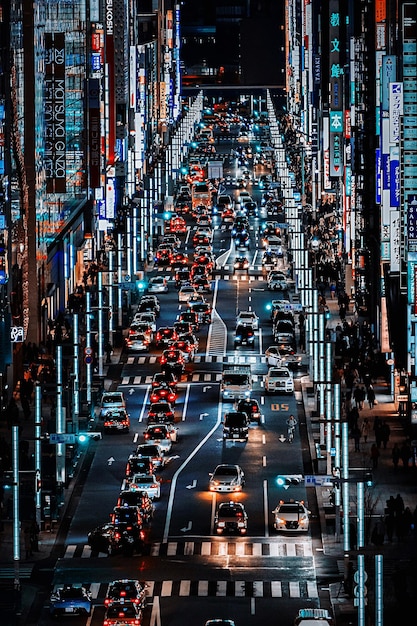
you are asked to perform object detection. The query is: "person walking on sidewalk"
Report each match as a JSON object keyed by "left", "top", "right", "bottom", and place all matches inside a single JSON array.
[
  {"left": 380, "top": 420, "right": 391, "bottom": 449},
  {"left": 360, "top": 417, "right": 370, "bottom": 443},
  {"left": 392, "top": 442, "right": 400, "bottom": 469},
  {"left": 400, "top": 441, "right": 411, "bottom": 469},
  {"left": 366, "top": 384, "right": 376, "bottom": 409},
  {"left": 370, "top": 443, "right": 380, "bottom": 469},
  {"left": 353, "top": 384, "right": 366, "bottom": 410},
  {"left": 352, "top": 424, "right": 361, "bottom": 452}
]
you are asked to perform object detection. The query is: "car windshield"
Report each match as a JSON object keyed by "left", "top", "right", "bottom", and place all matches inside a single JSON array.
[
  {"left": 279, "top": 504, "right": 304, "bottom": 514},
  {"left": 214, "top": 466, "right": 237, "bottom": 477},
  {"left": 270, "top": 369, "right": 289, "bottom": 377},
  {"left": 219, "top": 505, "right": 243, "bottom": 517},
  {"left": 60, "top": 587, "right": 85, "bottom": 599}
]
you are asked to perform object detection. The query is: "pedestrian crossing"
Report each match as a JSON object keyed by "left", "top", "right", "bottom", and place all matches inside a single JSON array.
[
  {"left": 0, "top": 565, "right": 34, "bottom": 580},
  {"left": 63, "top": 539, "right": 313, "bottom": 560},
  {"left": 124, "top": 354, "right": 267, "bottom": 366},
  {"left": 57, "top": 577, "right": 319, "bottom": 600},
  {"left": 120, "top": 371, "right": 264, "bottom": 385}
]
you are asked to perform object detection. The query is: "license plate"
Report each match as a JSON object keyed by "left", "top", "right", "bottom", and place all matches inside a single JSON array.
[
  {"left": 233, "top": 434, "right": 239, "bottom": 438},
  {"left": 65, "top": 608, "right": 75, "bottom": 613}
]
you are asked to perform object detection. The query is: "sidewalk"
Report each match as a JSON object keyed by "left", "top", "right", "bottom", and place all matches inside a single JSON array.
[
  {"left": 0, "top": 347, "right": 123, "bottom": 625},
  {"left": 301, "top": 292, "right": 417, "bottom": 624}
]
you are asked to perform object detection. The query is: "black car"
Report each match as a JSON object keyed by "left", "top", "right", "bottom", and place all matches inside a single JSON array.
[
  {"left": 236, "top": 398, "right": 261, "bottom": 423},
  {"left": 117, "top": 490, "right": 154, "bottom": 524},
  {"left": 110, "top": 505, "right": 143, "bottom": 527},
  {"left": 233, "top": 255, "right": 249, "bottom": 272},
  {"left": 151, "top": 371, "right": 178, "bottom": 389},
  {"left": 188, "top": 301, "right": 212, "bottom": 324},
  {"left": 214, "top": 501, "right": 248, "bottom": 535},
  {"left": 87, "top": 522, "right": 146, "bottom": 556},
  {"left": 104, "top": 602, "right": 143, "bottom": 624},
  {"left": 235, "top": 231, "right": 250, "bottom": 249},
  {"left": 159, "top": 348, "right": 185, "bottom": 377},
  {"left": 234, "top": 324, "right": 255, "bottom": 346}
]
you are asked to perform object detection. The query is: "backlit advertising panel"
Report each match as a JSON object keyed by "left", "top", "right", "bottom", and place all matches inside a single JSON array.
[{"left": 44, "top": 32, "right": 66, "bottom": 194}]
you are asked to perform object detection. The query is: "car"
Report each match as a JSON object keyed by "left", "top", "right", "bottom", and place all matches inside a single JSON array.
[
  {"left": 192, "top": 276, "right": 212, "bottom": 293},
  {"left": 234, "top": 231, "right": 250, "bottom": 249},
  {"left": 159, "top": 349, "right": 185, "bottom": 377},
  {"left": 124, "top": 332, "right": 151, "bottom": 352},
  {"left": 235, "top": 398, "right": 261, "bottom": 423},
  {"left": 223, "top": 411, "right": 249, "bottom": 441},
  {"left": 262, "top": 250, "right": 280, "bottom": 268},
  {"left": 192, "top": 233, "right": 211, "bottom": 247},
  {"left": 127, "top": 322, "right": 153, "bottom": 343},
  {"left": 103, "top": 410, "right": 130, "bottom": 433},
  {"left": 236, "top": 310, "right": 259, "bottom": 330},
  {"left": 293, "top": 608, "right": 334, "bottom": 626},
  {"left": 178, "top": 285, "right": 198, "bottom": 303},
  {"left": 103, "top": 601, "right": 143, "bottom": 626},
  {"left": 172, "top": 251, "right": 189, "bottom": 266},
  {"left": 87, "top": 522, "right": 146, "bottom": 556},
  {"left": 190, "top": 264, "right": 209, "bottom": 281},
  {"left": 265, "top": 344, "right": 302, "bottom": 369},
  {"left": 104, "top": 579, "right": 147, "bottom": 608},
  {"left": 162, "top": 233, "right": 181, "bottom": 249},
  {"left": 267, "top": 271, "right": 289, "bottom": 291},
  {"left": 244, "top": 200, "right": 258, "bottom": 216},
  {"left": 214, "top": 501, "right": 248, "bottom": 535},
  {"left": 168, "top": 338, "right": 196, "bottom": 362},
  {"left": 233, "top": 255, "right": 249, "bottom": 271},
  {"left": 273, "top": 318, "right": 296, "bottom": 336},
  {"left": 148, "top": 276, "right": 169, "bottom": 293},
  {"left": 132, "top": 311, "right": 157, "bottom": 331},
  {"left": 117, "top": 490, "right": 154, "bottom": 524},
  {"left": 151, "top": 371, "right": 178, "bottom": 389},
  {"left": 168, "top": 216, "right": 187, "bottom": 234},
  {"left": 274, "top": 331, "right": 297, "bottom": 351},
  {"left": 194, "top": 243, "right": 213, "bottom": 256},
  {"left": 221, "top": 208, "right": 235, "bottom": 223},
  {"left": 155, "top": 245, "right": 173, "bottom": 264},
  {"left": 99, "top": 391, "right": 126, "bottom": 418},
  {"left": 110, "top": 505, "right": 143, "bottom": 527},
  {"left": 234, "top": 323, "right": 255, "bottom": 347},
  {"left": 135, "top": 440, "right": 166, "bottom": 466},
  {"left": 143, "top": 423, "right": 178, "bottom": 450},
  {"left": 146, "top": 400, "right": 175, "bottom": 423},
  {"left": 155, "top": 326, "right": 178, "bottom": 347},
  {"left": 136, "top": 298, "right": 160, "bottom": 318},
  {"left": 188, "top": 301, "right": 212, "bottom": 324},
  {"left": 217, "top": 194, "right": 233, "bottom": 211},
  {"left": 174, "top": 318, "right": 196, "bottom": 336},
  {"left": 208, "top": 464, "right": 245, "bottom": 493},
  {"left": 128, "top": 473, "right": 161, "bottom": 499},
  {"left": 175, "top": 268, "right": 191, "bottom": 288},
  {"left": 125, "top": 454, "right": 155, "bottom": 478},
  {"left": 272, "top": 500, "right": 310, "bottom": 532},
  {"left": 264, "top": 366, "right": 294, "bottom": 394},
  {"left": 149, "top": 384, "right": 177, "bottom": 405},
  {"left": 49, "top": 584, "right": 92, "bottom": 617}
]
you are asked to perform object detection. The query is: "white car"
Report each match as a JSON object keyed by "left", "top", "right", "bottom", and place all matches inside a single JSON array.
[
  {"left": 143, "top": 423, "right": 178, "bottom": 452},
  {"left": 132, "top": 312, "right": 157, "bottom": 332},
  {"left": 236, "top": 310, "right": 259, "bottom": 330},
  {"left": 124, "top": 332, "right": 150, "bottom": 353},
  {"left": 265, "top": 345, "right": 302, "bottom": 369},
  {"left": 178, "top": 285, "right": 198, "bottom": 303},
  {"left": 272, "top": 500, "right": 310, "bottom": 532},
  {"left": 267, "top": 271, "right": 288, "bottom": 291},
  {"left": 128, "top": 473, "right": 161, "bottom": 499},
  {"left": 99, "top": 392, "right": 126, "bottom": 418},
  {"left": 208, "top": 464, "right": 245, "bottom": 493},
  {"left": 294, "top": 609, "right": 334, "bottom": 626},
  {"left": 264, "top": 366, "right": 294, "bottom": 394},
  {"left": 148, "top": 276, "right": 168, "bottom": 293}
]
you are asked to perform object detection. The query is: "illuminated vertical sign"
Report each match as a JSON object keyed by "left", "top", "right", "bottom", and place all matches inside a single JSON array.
[
  {"left": 88, "top": 78, "right": 101, "bottom": 189},
  {"left": 389, "top": 82, "right": 403, "bottom": 143},
  {"left": 44, "top": 33, "right": 66, "bottom": 193},
  {"left": 328, "top": 1, "right": 343, "bottom": 178},
  {"left": 106, "top": 0, "right": 115, "bottom": 165}
]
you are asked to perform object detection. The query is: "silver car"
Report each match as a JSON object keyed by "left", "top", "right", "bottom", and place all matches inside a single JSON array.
[{"left": 208, "top": 464, "right": 245, "bottom": 493}]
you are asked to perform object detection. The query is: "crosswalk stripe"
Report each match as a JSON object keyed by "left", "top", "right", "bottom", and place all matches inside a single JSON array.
[
  {"left": 161, "top": 580, "right": 173, "bottom": 596},
  {"left": 198, "top": 580, "right": 209, "bottom": 596},
  {"left": 65, "top": 579, "right": 318, "bottom": 599},
  {"left": 271, "top": 581, "right": 282, "bottom": 597},
  {"left": 179, "top": 580, "right": 190, "bottom": 596},
  {"left": 133, "top": 376, "right": 142, "bottom": 385},
  {"left": 307, "top": 581, "right": 318, "bottom": 597},
  {"left": 61, "top": 540, "right": 314, "bottom": 559},
  {"left": 217, "top": 580, "right": 227, "bottom": 596},
  {"left": 289, "top": 581, "right": 300, "bottom": 597},
  {"left": 235, "top": 581, "right": 246, "bottom": 597}
]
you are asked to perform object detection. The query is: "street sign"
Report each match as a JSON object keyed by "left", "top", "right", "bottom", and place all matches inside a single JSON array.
[
  {"left": 304, "top": 475, "right": 334, "bottom": 487},
  {"left": 84, "top": 355, "right": 93, "bottom": 365},
  {"left": 119, "top": 281, "right": 136, "bottom": 291},
  {"left": 84, "top": 347, "right": 93, "bottom": 355},
  {"left": 49, "top": 433, "right": 76, "bottom": 444}
]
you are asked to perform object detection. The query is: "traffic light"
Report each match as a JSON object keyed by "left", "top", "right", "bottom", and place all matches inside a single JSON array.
[
  {"left": 276, "top": 474, "right": 303, "bottom": 488},
  {"left": 78, "top": 431, "right": 102, "bottom": 444},
  {"left": 364, "top": 471, "right": 373, "bottom": 487}
]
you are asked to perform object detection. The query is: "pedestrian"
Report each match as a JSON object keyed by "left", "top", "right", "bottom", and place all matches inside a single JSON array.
[
  {"left": 339, "top": 302, "right": 346, "bottom": 321},
  {"left": 330, "top": 282, "right": 336, "bottom": 299},
  {"left": 391, "top": 443, "right": 400, "bottom": 469},
  {"left": 104, "top": 341, "right": 112, "bottom": 364},
  {"left": 352, "top": 424, "right": 361, "bottom": 452},
  {"left": 353, "top": 384, "right": 365, "bottom": 410},
  {"left": 360, "top": 418, "right": 370, "bottom": 443},
  {"left": 370, "top": 443, "right": 380, "bottom": 469},
  {"left": 371, "top": 517, "right": 385, "bottom": 546},
  {"left": 400, "top": 441, "right": 411, "bottom": 469},
  {"left": 366, "top": 384, "right": 376, "bottom": 409},
  {"left": 394, "top": 493, "right": 405, "bottom": 517},
  {"left": 374, "top": 417, "right": 383, "bottom": 449},
  {"left": 380, "top": 420, "right": 391, "bottom": 449}
]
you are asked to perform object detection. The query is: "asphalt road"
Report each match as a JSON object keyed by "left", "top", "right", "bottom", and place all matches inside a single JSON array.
[{"left": 38, "top": 133, "right": 329, "bottom": 626}]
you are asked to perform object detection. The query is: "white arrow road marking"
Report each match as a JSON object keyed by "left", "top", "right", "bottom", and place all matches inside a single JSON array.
[
  {"left": 199, "top": 413, "right": 209, "bottom": 420},
  {"left": 203, "top": 386, "right": 212, "bottom": 392},
  {"left": 129, "top": 388, "right": 135, "bottom": 395},
  {"left": 107, "top": 457, "right": 115, "bottom": 465},
  {"left": 181, "top": 521, "right": 192, "bottom": 532},
  {"left": 186, "top": 479, "right": 197, "bottom": 490},
  {"left": 279, "top": 434, "right": 287, "bottom": 442}
]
